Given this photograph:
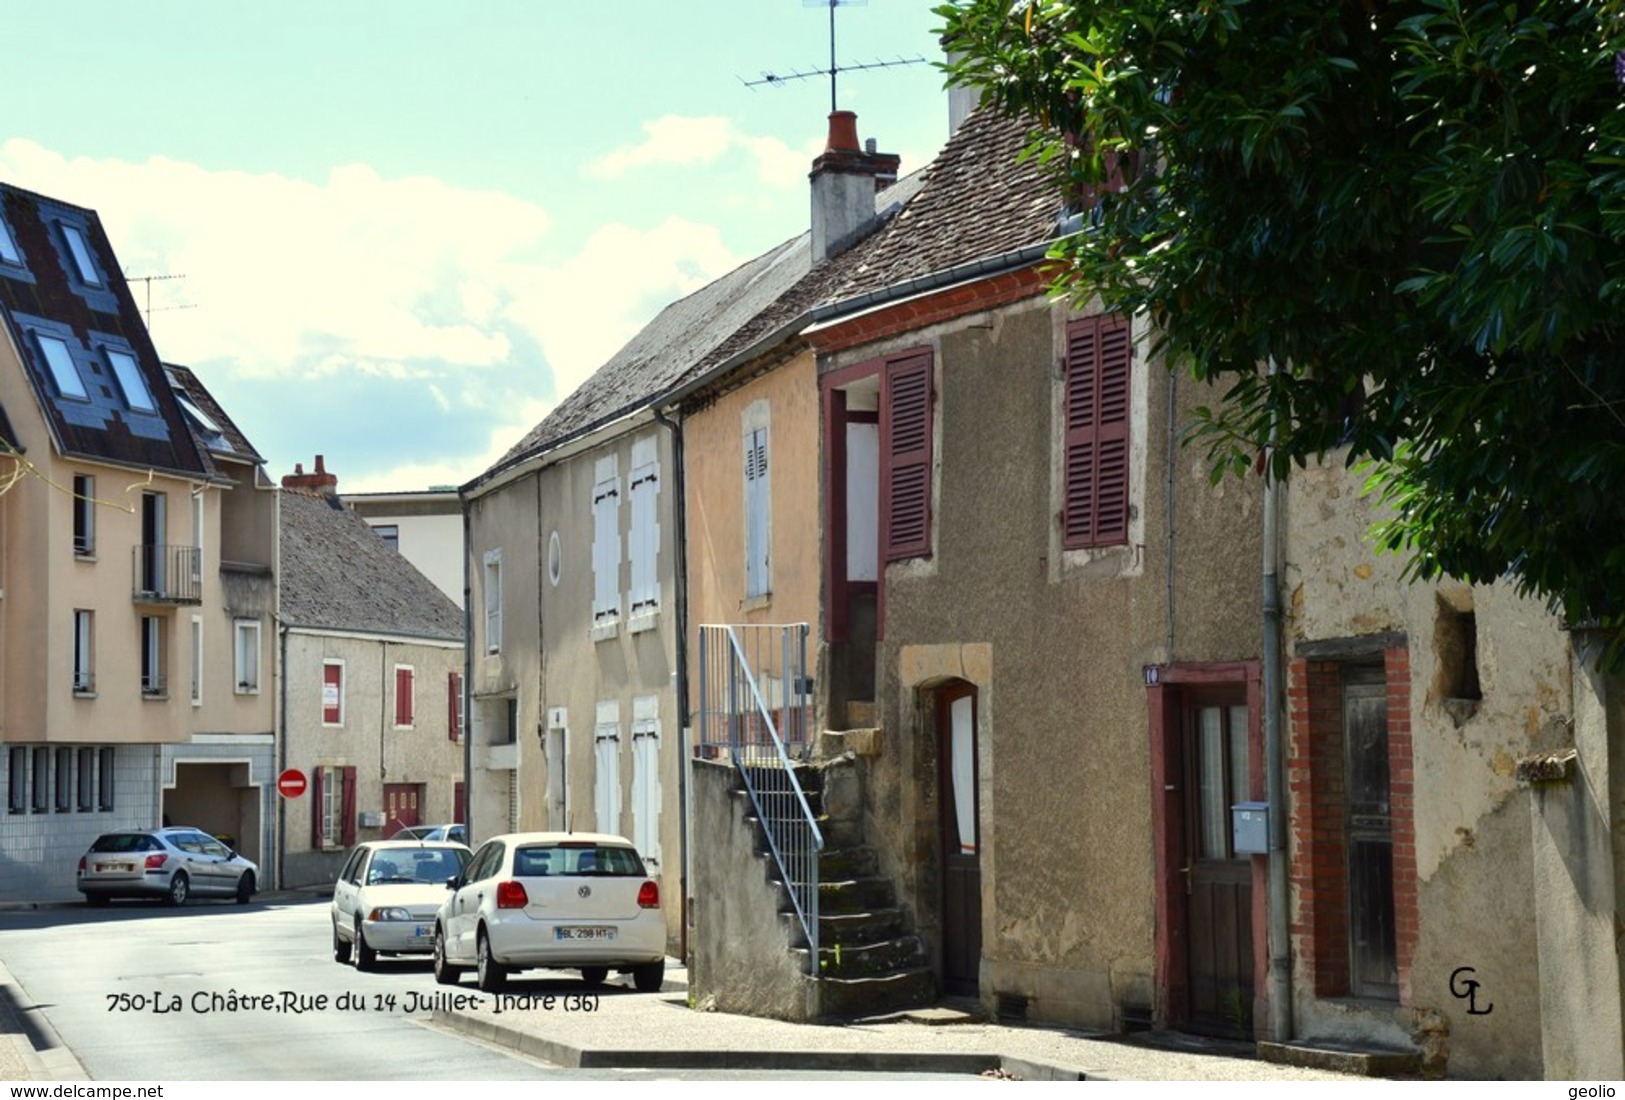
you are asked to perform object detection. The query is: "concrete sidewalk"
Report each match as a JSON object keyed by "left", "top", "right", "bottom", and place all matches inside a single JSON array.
[{"left": 431, "top": 963, "right": 1368, "bottom": 1082}]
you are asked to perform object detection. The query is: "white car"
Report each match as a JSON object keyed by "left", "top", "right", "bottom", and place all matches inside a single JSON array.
[
  {"left": 433, "top": 832, "right": 666, "bottom": 993},
  {"left": 331, "top": 840, "right": 471, "bottom": 971}
]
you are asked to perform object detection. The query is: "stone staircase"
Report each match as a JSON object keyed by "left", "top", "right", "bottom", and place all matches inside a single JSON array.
[{"left": 741, "top": 756, "right": 935, "bottom": 1019}]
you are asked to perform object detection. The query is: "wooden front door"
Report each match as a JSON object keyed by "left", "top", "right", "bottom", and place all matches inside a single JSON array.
[
  {"left": 1183, "top": 697, "right": 1255, "bottom": 1037},
  {"left": 383, "top": 783, "right": 420, "bottom": 838},
  {"left": 937, "top": 681, "right": 981, "bottom": 996}
]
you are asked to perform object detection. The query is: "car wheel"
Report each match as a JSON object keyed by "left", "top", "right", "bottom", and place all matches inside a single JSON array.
[
  {"left": 166, "top": 872, "right": 189, "bottom": 907},
  {"left": 235, "top": 871, "right": 255, "bottom": 905},
  {"left": 353, "top": 918, "right": 377, "bottom": 972},
  {"left": 476, "top": 930, "right": 506, "bottom": 993},
  {"left": 85, "top": 894, "right": 109, "bottom": 908},
  {"left": 579, "top": 966, "right": 608, "bottom": 988},
  {"left": 432, "top": 927, "right": 461, "bottom": 986},
  {"left": 632, "top": 962, "right": 664, "bottom": 993},
  {"left": 332, "top": 920, "right": 350, "bottom": 964}
]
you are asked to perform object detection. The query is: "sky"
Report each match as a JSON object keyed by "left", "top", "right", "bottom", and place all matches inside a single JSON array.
[{"left": 2, "top": 1, "right": 957, "bottom": 492}]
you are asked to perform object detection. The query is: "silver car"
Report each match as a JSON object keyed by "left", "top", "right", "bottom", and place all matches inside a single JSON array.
[
  {"left": 77, "top": 827, "right": 258, "bottom": 906},
  {"left": 331, "top": 841, "right": 471, "bottom": 971},
  {"left": 433, "top": 832, "right": 666, "bottom": 993}
]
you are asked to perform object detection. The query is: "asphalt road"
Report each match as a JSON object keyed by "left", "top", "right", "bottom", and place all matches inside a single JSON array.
[{"left": 0, "top": 896, "right": 976, "bottom": 1083}]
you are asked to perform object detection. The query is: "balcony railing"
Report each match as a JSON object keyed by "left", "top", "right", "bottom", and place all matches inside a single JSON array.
[{"left": 131, "top": 545, "right": 201, "bottom": 604}]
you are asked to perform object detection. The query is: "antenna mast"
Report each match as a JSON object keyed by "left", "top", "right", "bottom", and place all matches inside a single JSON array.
[{"left": 742, "top": 0, "right": 924, "bottom": 106}]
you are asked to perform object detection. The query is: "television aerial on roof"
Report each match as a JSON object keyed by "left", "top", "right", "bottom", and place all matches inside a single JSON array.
[{"left": 742, "top": 0, "right": 926, "bottom": 113}]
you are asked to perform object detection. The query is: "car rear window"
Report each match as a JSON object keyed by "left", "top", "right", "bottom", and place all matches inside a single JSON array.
[
  {"left": 90, "top": 834, "right": 160, "bottom": 853},
  {"left": 514, "top": 844, "right": 645, "bottom": 877}
]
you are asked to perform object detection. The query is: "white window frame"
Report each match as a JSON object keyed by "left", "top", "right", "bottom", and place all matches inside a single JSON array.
[
  {"left": 322, "top": 659, "right": 346, "bottom": 727},
  {"left": 320, "top": 766, "right": 342, "bottom": 848},
  {"left": 631, "top": 695, "right": 661, "bottom": 867},
  {"left": 73, "top": 474, "right": 95, "bottom": 557},
  {"left": 393, "top": 664, "right": 416, "bottom": 730},
  {"left": 234, "top": 619, "right": 261, "bottom": 695},
  {"left": 0, "top": 214, "right": 20, "bottom": 265},
  {"left": 483, "top": 548, "right": 503, "bottom": 655},
  {"left": 594, "top": 701, "right": 621, "bottom": 836},
  {"left": 72, "top": 609, "right": 94, "bottom": 695},
  {"left": 546, "top": 706, "right": 569, "bottom": 832},
  {"left": 591, "top": 456, "right": 623, "bottom": 639},
  {"left": 140, "top": 616, "right": 165, "bottom": 698},
  {"left": 628, "top": 437, "right": 660, "bottom": 631},
  {"left": 190, "top": 614, "right": 204, "bottom": 707}
]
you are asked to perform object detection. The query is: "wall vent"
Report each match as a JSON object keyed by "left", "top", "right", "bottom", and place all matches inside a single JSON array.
[{"left": 996, "top": 992, "right": 1030, "bottom": 1023}]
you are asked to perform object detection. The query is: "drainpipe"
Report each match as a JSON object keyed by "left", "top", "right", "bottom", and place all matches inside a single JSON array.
[
  {"left": 277, "top": 621, "right": 288, "bottom": 891},
  {"left": 459, "top": 494, "right": 474, "bottom": 844},
  {"left": 652, "top": 405, "right": 690, "bottom": 966},
  {"left": 1263, "top": 359, "right": 1292, "bottom": 1042}
]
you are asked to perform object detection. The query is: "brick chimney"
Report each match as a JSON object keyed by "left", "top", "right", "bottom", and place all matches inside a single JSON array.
[
  {"left": 810, "top": 110, "right": 900, "bottom": 263},
  {"left": 281, "top": 454, "right": 338, "bottom": 492}
]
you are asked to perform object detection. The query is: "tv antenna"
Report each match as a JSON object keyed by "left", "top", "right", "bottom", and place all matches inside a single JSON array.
[
  {"left": 126, "top": 272, "right": 197, "bottom": 330},
  {"left": 742, "top": 0, "right": 925, "bottom": 113}
]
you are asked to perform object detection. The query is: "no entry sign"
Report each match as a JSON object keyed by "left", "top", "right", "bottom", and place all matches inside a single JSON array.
[{"left": 276, "top": 768, "right": 308, "bottom": 799}]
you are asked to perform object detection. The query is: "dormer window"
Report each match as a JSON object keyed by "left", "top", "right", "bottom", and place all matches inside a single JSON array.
[
  {"left": 60, "top": 224, "right": 102, "bottom": 286},
  {"left": 0, "top": 216, "right": 21, "bottom": 266},
  {"left": 105, "top": 349, "right": 156, "bottom": 412},
  {"left": 36, "top": 334, "right": 87, "bottom": 400}
]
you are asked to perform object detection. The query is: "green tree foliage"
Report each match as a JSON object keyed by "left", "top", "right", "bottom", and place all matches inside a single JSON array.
[{"left": 939, "top": 0, "right": 1625, "bottom": 661}]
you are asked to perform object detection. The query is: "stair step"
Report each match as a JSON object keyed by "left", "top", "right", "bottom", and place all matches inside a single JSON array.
[
  {"left": 818, "top": 876, "right": 896, "bottom": 912},
  {"left": 817, "top": 967, "right": 937, "bottom": 1019},
  {"left": 804, "top": 935, "right": 926, "bottom": 978},
  {"left": 811, "top": 907, "right": 907, "bottom": 946},
  {"left": 818, "top": 846, "right": 879, "bottom": 879}
]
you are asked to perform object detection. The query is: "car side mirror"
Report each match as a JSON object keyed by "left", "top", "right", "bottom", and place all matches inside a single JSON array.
[{"left": 445, "top": 876, "right": 460, "bottom": 890}]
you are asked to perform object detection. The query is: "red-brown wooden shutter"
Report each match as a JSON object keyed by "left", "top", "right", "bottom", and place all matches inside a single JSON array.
[
  {"left": 881, "top": 350, "right": 934, "bottom": 562},
  {"left": 310, "top": 767, "right": 325, "bottom": 848},
  {"left": 1063, "top": 315, "right": 1131, "bottom": 548},
  {"left": 448, "top": 672, "right": 462, "bottom": 742},
  {"left": 395, "top": 667, "right": 414, "bottom": 727},
  {"left": 340, "top": 767, "right": 357, "bottom": 847}
]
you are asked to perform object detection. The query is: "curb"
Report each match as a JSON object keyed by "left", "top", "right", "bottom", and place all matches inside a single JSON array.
[
  {"left": 431, "top": 1007, "right": 1092, "bottom": 1077},
  {"left": 0, "top": 961, "right": 89, "bottom": 1081}
]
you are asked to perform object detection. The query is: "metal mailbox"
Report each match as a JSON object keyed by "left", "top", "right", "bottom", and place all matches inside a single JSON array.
[{"left": 1232, "top": 801, "right": 1270, "bottom": 855}]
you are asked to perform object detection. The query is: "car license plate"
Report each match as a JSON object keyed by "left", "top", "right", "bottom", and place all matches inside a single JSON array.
[
  {"left": 555, "top": 926, "right": 616, "bottom": 941},
  {"left": 96, "top": 862, "right": 133, "bottom": 873},
  {"left": 413, "top": 925, "right": 430, "bottom": 938}
]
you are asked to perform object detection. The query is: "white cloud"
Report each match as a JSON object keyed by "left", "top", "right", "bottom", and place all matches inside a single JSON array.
[
  {"left": 0, "top": 139, "right": 747, "bottom": 489},
  {"left": 585, "top": 115, "right": 818, "bottom": 187}
]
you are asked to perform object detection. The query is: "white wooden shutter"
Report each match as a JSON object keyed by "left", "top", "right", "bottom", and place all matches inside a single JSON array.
[
  {"left": 744, "top": 426, "right": 770, "bottom": 597},
  {"left": 630, "top": 696, "right": 661, "bottom": 865},
  {"left": 594, "top": 701, "right": 621, "bottom": 835},
  {"left": 592, "top": 456, "right": 622, "bottom": 624},
  {"left": 629, "top": 447, "right": 660, "bottom": 615}
]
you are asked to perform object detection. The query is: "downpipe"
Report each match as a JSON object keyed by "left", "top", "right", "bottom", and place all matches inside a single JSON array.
[{"left": 1263, "top": 359, "right": 1292, "bottom": 1043}]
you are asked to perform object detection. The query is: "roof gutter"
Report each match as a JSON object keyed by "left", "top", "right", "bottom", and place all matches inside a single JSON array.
[{"left": 804, "top": 239, "right": 1056, "bottom": 331}]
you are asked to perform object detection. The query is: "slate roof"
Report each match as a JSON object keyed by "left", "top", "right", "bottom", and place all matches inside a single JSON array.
[
  {"left": 484, "top": 166, "right": 932, "bottom": 477},
  {"left": 279, "top": 488, "right": 464, "bottom": 643},
  {"left": 821, "top": 107, "right": 1060, "bottom": 303},
  {"left": 0, "top": 182, "right": 211, "bottom": 479},
  {"left": 165, "top": 362, "right": 265, "bottom": 467}
]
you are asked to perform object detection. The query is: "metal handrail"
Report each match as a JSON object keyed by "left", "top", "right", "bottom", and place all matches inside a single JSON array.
[{"left": 697, "top": 623, "right": 823, "bottom": 971}]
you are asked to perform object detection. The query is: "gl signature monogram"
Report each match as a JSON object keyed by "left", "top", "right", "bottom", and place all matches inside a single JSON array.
[{"left": 1449, "top": 967, "right": 1493, "bottom": 1015}]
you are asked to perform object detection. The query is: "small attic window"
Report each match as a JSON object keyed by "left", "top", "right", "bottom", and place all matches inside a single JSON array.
[
  {"left": 175, "top": 392, "right": 229, "bottom": 450},
  {"left": 0, "top": 215, "right": 21, "bottom": 266},
  {"left": 36, "top": 334, "right": 88, "bottom": 399},
  {"left": 105, "top": 349, "right": 156, "bottom": 412},
  {"left": 61, "top": 223, "right": 102, "bottom": 286}
]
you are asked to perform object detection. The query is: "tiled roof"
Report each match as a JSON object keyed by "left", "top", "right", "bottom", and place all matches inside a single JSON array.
[
  {"left": 485, "top": 167, "right": 931, "bottom": 476},
  {"left": 821, "top": 108, "right": 1059, "bottom": 302},
  {"left": 279, "top": 488, "right": 464, "bottom": 643},
  {"left": 0, "top": 182, "right": 211, "bottom": 479}
]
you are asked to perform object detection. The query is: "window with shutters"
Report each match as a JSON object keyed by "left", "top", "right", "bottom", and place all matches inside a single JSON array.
[
  {"left": 322, "top": 660, "right": 345, "bottom": 726},
  {"left": 880, "top": 349, "right": 934, "bottom": 562},
  {"left": 631, "top": 695, "right": 661, "bottom": 866},
  {"left": 313, "top": 765, "right": 357, "bottom": 849},
  {"left": 594, "top": 701, "right": 621, "bottom": 836},
  {"left": 743, "top": 412, "right": 771, "bottom": 600},
  {"left": 628, "top": 437, "right": 660, "bottom": 630},
  {"left": 1061, "top": 314, "right": 1133, "bottom": 551},
  {"left": 591, "top": 455, "right": 622, "bottom": 638},
  {"left": 394, "top": 665, "right": 415, "bottom": 729}
]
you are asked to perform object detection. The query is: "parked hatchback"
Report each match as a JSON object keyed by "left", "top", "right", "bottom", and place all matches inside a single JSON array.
[
  {"left": 433, "top": 832, "right": 665, "bottom": 993},
  {"left": 391, "top": 823, "right": 466, "bottom": 845},
  {"left": 331, "top": 840, "right": 471, "bottom": 971},
  {"left": 77, "top": 827, "right": 258, "bottom": 906}
]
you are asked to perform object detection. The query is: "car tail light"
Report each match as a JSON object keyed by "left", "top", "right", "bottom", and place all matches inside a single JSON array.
[
  {"left": 637, "top": 881, "right": 659, "bottom": 909},
  {"left": 145, "top": 854, "right": 167, "bottom": 871},
  {"left": 78, "top": 856, "right": 86, "bottom": 873},
  {"left": 496, "top": 880, "right": 528, "bottom": 909}
]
